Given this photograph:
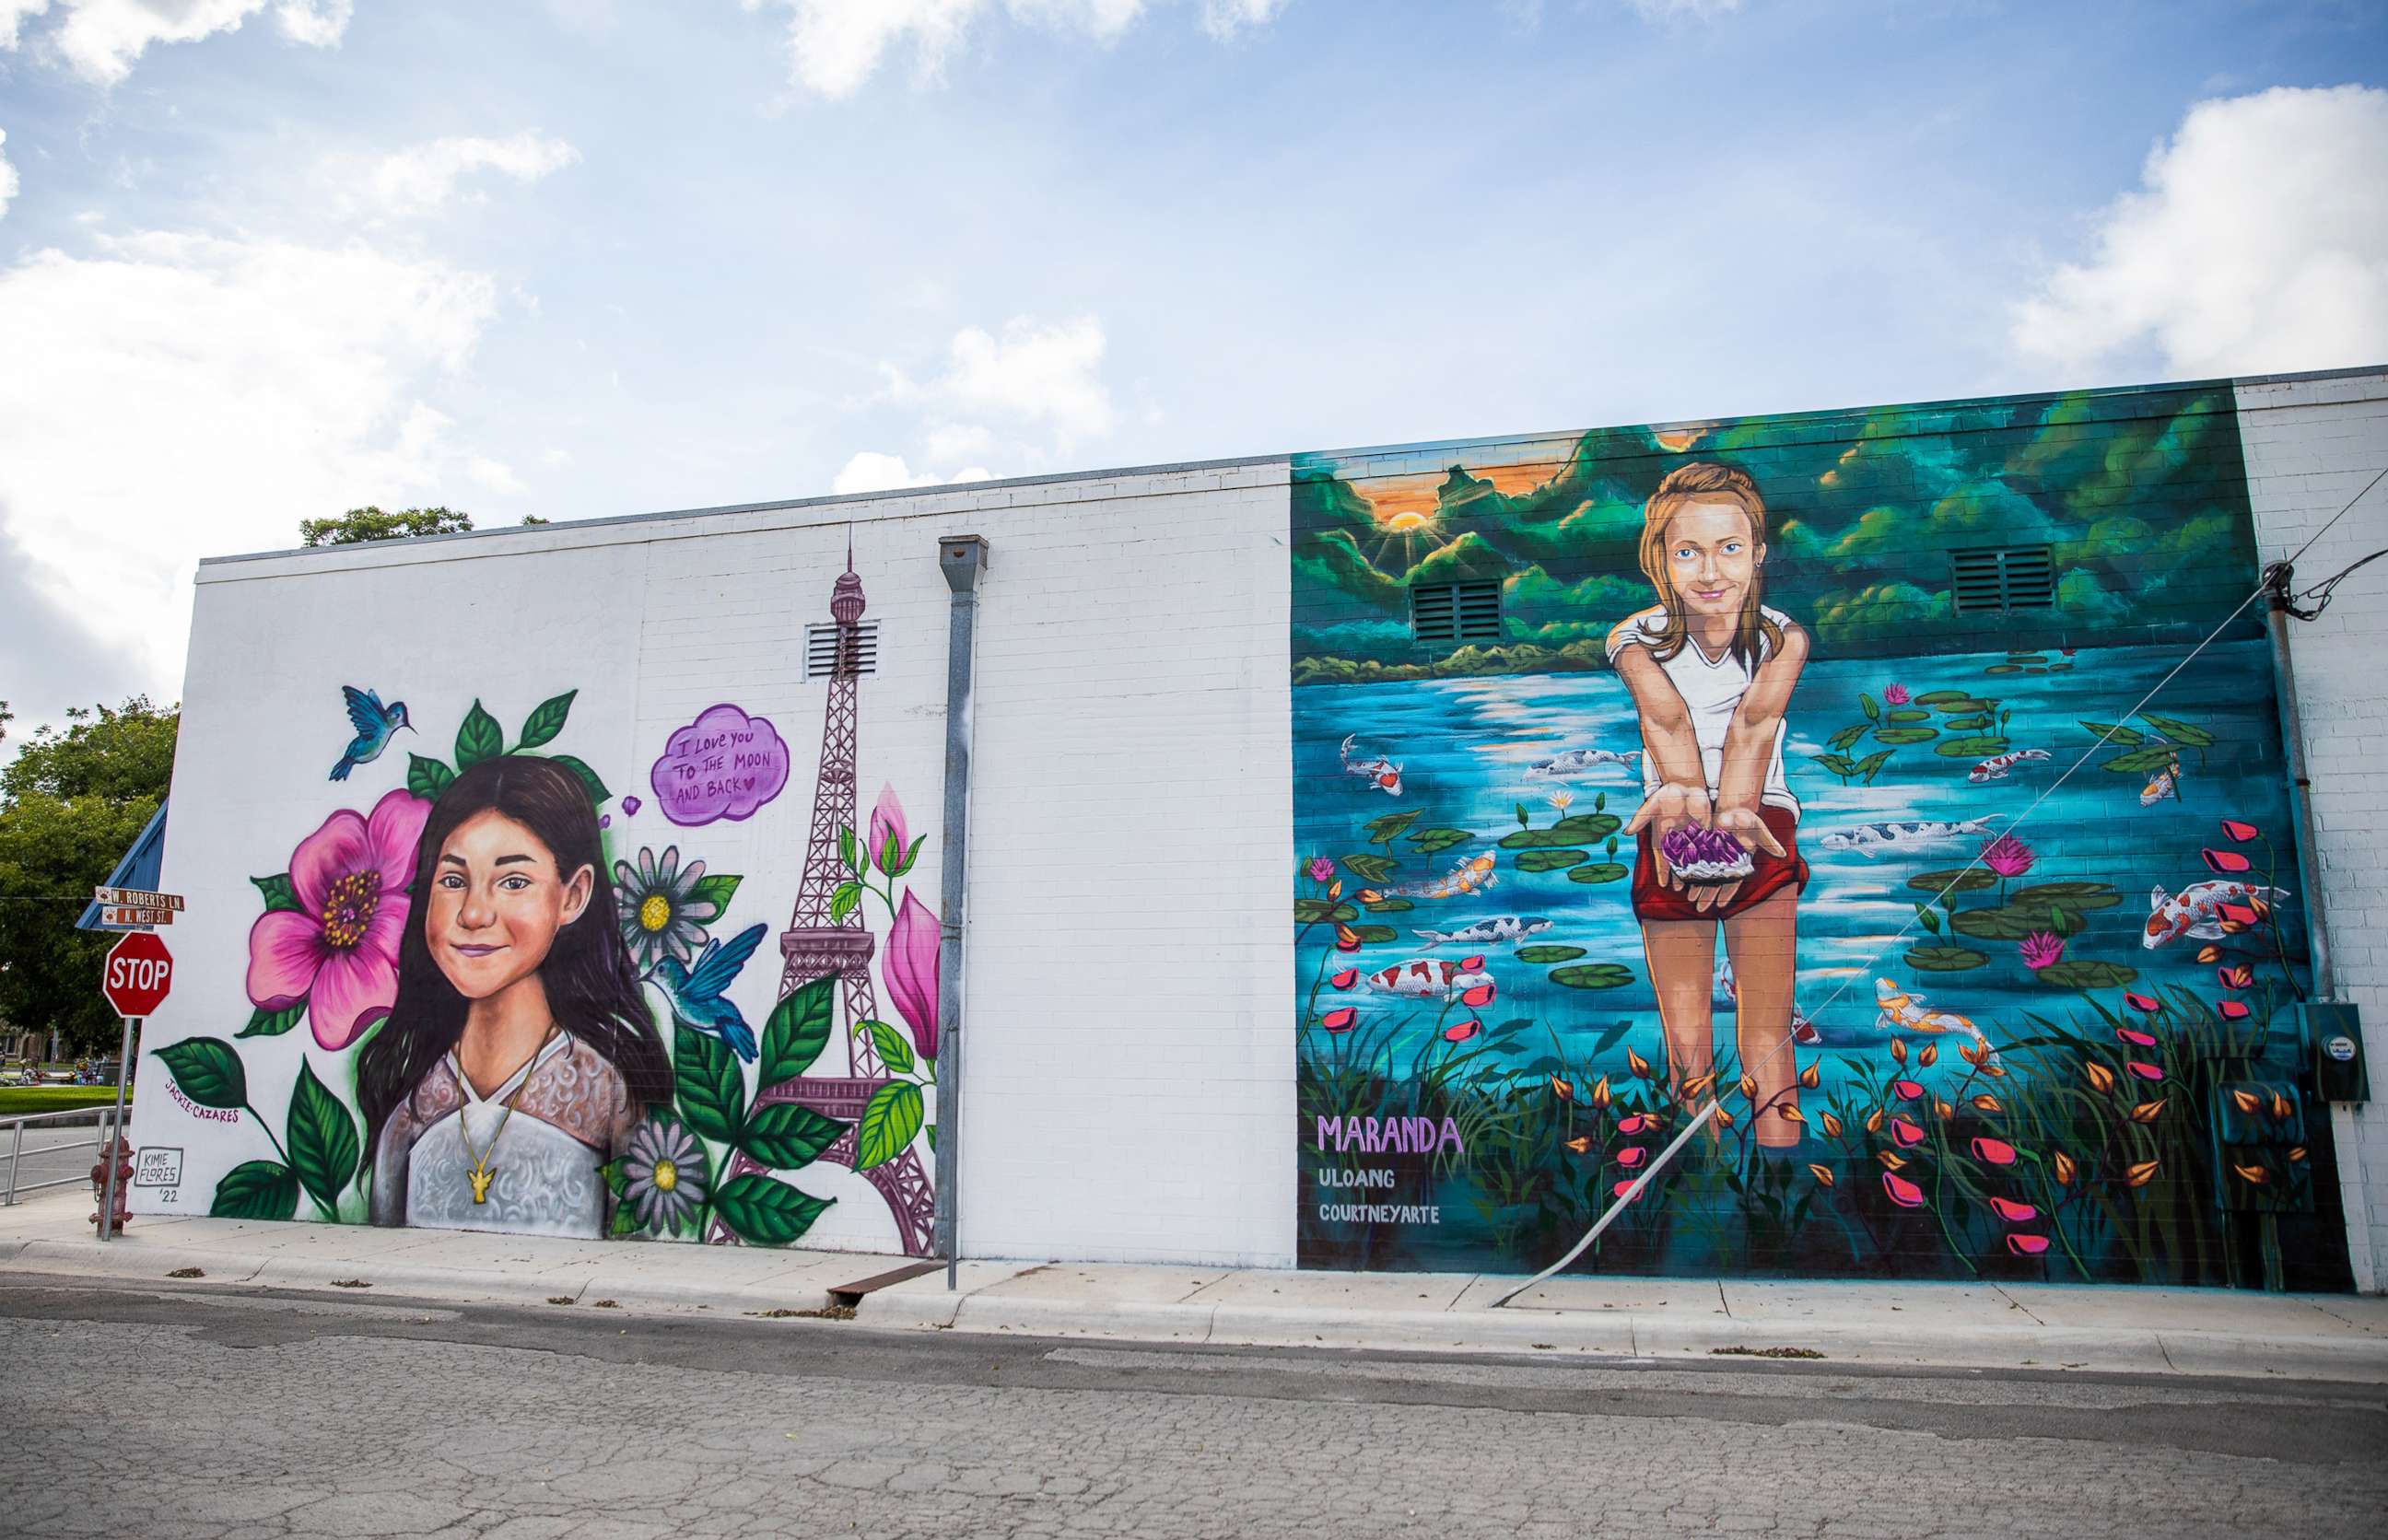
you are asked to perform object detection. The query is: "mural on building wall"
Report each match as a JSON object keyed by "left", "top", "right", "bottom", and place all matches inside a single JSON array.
[
  {"left": 1292, "top": 386, "right": 2351, "bottom": 1289},
  {"left": 146, "top": 569, "right": 942, "bottom": 1254}
]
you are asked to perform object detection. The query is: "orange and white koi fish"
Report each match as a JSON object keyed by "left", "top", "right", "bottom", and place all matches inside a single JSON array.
[
  {"left": 1359, "top": 853, "right": 1499, "bottom": 905},
  {"left": 2139, "top": 754, "right": 2183, "bottom": 806},
  {"left": 1361, "top": 956, "right": 1496, "bottom": 1005},
  {"left": 2142, "top": 881, "right": 2288, "bottom": 949},
  {"left": 1340, "top": 734, "right": 1403, "bottom": 797},
  {"left": 1875, "top": 979, "right": 1996, "bottom": 1061}
]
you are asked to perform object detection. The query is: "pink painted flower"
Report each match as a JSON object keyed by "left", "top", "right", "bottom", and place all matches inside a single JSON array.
[
  {"left": 869, "top": 784, "right": 910, "bottom": 874},
  {"left": 1882, "top": 1172, "right": 1925, "bottom": 1208},
  {"left": 2126, "top": 1060, "right": 2163, "bottom": 1081},
  {"left": 1330, "top": 968, "right": 1358, "bottom": 990},
  {"left": 1611, "top": 1179, "right": 1644, "bottom": 1203},
  {"left": 1305, "top": 855, "right": 1335, "bottom": 883},
  {"left": 887, "top": 890, "right": 941, "bottom": 1061},
  {"left": 2216, "top": 964, "right": 2253, "bottom": 990},
  {"left": 246, "top": 789, "right": 430, "bottom": 1051},
  {"left": 1892, "top": 1079, "right": 1925, "bottom": 1101},
  {"left": 1971, "top": 1138, "right": 2018, "bottom": 1165},
  {"left": 1615, "top": 1146, "right": 1647, "bottom": 1169},
  {"left": 1460, "top": 982, "right": 1495, "bottom": 1009},
  {"left": 1980, "top": 834, "right": 2035, "bottom": 880},
  {"left": 2124, "top": 992, "right": 2162, "bottom": 1014},
  {"left": 1891, "top": 1116, "right": 1925, "bottom": 1148},
  {"left": 2219, "top": 819, "right": 2258, "bottom": 843},
  {"left": 2200, "top": 847, "right": 2252, "bottom": 875},
  {"left": 1442, "top": 1018, "right": 1481, "bottom": 1043},
  {"left": 1616, "top": 1114, "right": 1654, "bottom": 1136},
  {"left": 2019, "top": 931, "right": 2066, "bottom": 971},
  {"left": 1320, "top": 1008, "right": 1357, "bottom": 1033},
  {"left": 2218, "top": 998, "right": 2252, "bottom": 1021},
  {"left": 2116, "top": 1028, "right": 2158, "bottom": 1047},
  {"left": 1883, "top": 683, "right": 1911, "bottom": 706},
  {"left": 2006, "top": 1233, "right": 2051, "bottom": 1256},
  {"left": 1989, "top": 1197, "right": 2038, "bottom": 1223},
  {"left": 2218, "top": 902, "right": 2259, "bottom": 928}
]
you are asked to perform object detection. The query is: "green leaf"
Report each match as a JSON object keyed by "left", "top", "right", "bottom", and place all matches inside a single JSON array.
[
  {"left": 1872, "top": 727, "right": 1937, "bottom": 745},
  {"left": 1293, "top": 898, "right": 1360, "bottom": 923},
  {"left": 1551, "top": 813, "right": 1621, "bottom": 841},
  {"left": 738, "top": 1102, "right": 848, "bottom": 1169},
  {"left": 1362, "top": 809, "right": 1421, "bottom": 844},
  {"left": 1549, "top": 962, "right": 1633, "bottom": 990},
  {"left": 454, "top": 699, "right": 503, "bottom": 768},
  {"left": 1347, "top": 924, "right": 1398, "bottom": 943},
  {"left": 689, "top": 872, "right": 743, "bottom": 914},
  {"left": 1404, "top": 828, "right": 1474, "bottom": 855},
  {"left": 1858, "top": 694, "right": 1879, "bottom": 720},
  {"left": 760, "top": 974, "right": 837, "bottom": 1087},
  {"left": 287, "top": 1059, "right": 360, "bottom": 1213},
  {"left": 712, "top": 1172, "right": 834, "bottom": 1246},
  {"left": 237, "top": 1002, "right": 305, "bottom": 1039},
  {"left": 1826, "top": 723, "right": 1869, "bottom": 752},
  {"left": 1566, "top": 862, "right": 1629, "bottom": 885},
  {"left": 896, "top": 833, "right": 927, "bottom": 877},
  {"left": 1953, "top": 904, "right": 2077, "bottom": 941},
  {"left": 1809, "top": 752, "right": 1856, "bottom": 777},
  {"left": 855, "top": 1081, "right": 925, "bottom": 1172},
  {"left": 864, "top": 1019, "right": 916, "bottom": 1077},
  {"left": 1340, "top": 853, "right": 1397, "bottom": 882},
  {"left": 1903, "top": 944, "right": 1989, "bottom": 971},
  {"left": 872, "top": 827, "right": 903, "bottom": 877},
  {"left": 1515, "top": 944, "right": 1587, "bottom": 963},
  {"left": 1594, "top": 791, "right": 1606, "bottom": 813},
  {"left": 1907, "top": 868, "right": 1996, "bottom": 896},
  {"left": 1854, "top": 751, "right": 1893, "bottom": 784},
  {"left": 2139, "top": 714, "right": 2214, "bottom": 749},
  {"left": 251, "top": 873, "right": 300, "bottom": 914},
  {"left": 829, "top": 882, "right": 863, "bottom": 925},
  {"left": 1515, "top": 803, "right": 1530, "bottom": 828},
  {"left": 517, "top": 689, "right": 578, "bottom": 750},
  {"left": 1514, "top": 848, "right": 1589, "bottom": 873},
  {"left": 2008, "top": 881, "right": 2122, "bottom": 912},
  {"left": 927, "top": 1124, "right": 937, "bottom": 1153},
  {"left": 1914, "top": 690, "right": 1979, "bottom": 706},
  {"left": 1605, "top": 834, "right": 1620, "bottom": 857},
  {"left": 1884, "top": 707, "right": 1930, "bottom": 724},
  {"left": 404, "top": 754, "right": 455, "bottom": 801},
  {"left": 839, "top": 825, "right": 860, "bottom": 874},
  {"left": 2034, "top": 959, "right": 2139, "bottom": 990},
  {"left": 1361, "top": 897, "right": 1412, "bottom": 914},
  {"left": 1914, "top": 904, "right": 1941, "bottom": 935},
  {"left": 2101, "top": 744, "right": 2183, "bottom": 774},
  {"left": 1935, "top": 735, "right": 2011, "bottom": 757},
  {"left": 548, "top": 753, "right": 610, "bottom": 805},
  {"left": 1499, "top": 827, "right": 1597, "bottom": 849},
  {"left": 211, "top": 1160, "right": 298, "bottom": 1219},
  {"left": 157, "top": 1038, "right": 247, "bottom": 1110},
  {"left": 674, "top": 1023, "right": 746, "bottom": 1142}
]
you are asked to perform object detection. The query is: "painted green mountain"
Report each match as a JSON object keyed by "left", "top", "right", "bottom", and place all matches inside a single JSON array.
[{"left": 1291, "top": 383, "right": 2261, "bottom": 679}]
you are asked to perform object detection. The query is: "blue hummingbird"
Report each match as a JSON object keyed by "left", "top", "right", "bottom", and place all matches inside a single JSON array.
[
  {"left": 649, "top": 922, "right": 767, "bottom": 1062},
  {"left": 329, "top": 686, "right": 414, "bottom": 781}
]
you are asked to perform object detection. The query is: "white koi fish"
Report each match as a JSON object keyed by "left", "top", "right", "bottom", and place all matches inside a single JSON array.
[
  {"left": 1340, "top": 734, "right": 1403, "bottom": 797},
  {"left": 1414, "top": 915, "right": 1551, "bottom": 948},
  {"left": 2139, "top": 757, "right": 2183, "bottom": 806},
  {"left": 1875, "top": 979, "right": 1996, "bottom": 1062},
  {"left": 1818, "top": 818, "right": 1995, "bottom": 857},
  {"left": 1967, "top": 749, "right": 2051, "bottom": 784},
  {"left": 1361, "top": 956, "right": 1497, "bottom": 1004},
  {"left": 1523, "top": 747, "right": 1642, "bottom": 780},
  {"left": 2142, "top": 881, "right": 2288, "bottom": 950}
]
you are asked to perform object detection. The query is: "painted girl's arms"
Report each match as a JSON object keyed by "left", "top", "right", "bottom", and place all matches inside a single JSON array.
[
  {"left": 1613, "top": 638, "right": 1710, "bottom": 887},
  {"left": 1715, "top": 621, "right": 1809, "bottom": 855}
]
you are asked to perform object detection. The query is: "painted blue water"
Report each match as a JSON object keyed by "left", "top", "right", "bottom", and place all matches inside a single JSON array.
[{"left": 1294, "top": 639, "right": 2304, "bottom": 1062}]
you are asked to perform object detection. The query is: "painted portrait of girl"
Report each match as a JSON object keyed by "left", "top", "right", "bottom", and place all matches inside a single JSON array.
[
  {"left": 1611, "top": 462, "right": 1811, "bottom": 1152},
  {"left": 358, "top": 754, "right": 673, "bottom": 1236}
]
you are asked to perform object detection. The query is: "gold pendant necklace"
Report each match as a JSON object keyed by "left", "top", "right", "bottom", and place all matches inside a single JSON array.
[{"left": 453, "top": 1025, "right": 557, "bottom": 1206}]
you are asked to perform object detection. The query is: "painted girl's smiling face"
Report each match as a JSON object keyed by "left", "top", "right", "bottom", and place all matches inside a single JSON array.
[
  {"left": 426, "top": 809, "right": 593, "bottom": 1002},
  {"left": 1664, "top": 500, "right": 1762, "bottom": 620}
]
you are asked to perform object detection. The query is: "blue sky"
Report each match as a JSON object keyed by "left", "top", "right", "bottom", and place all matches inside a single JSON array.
[{"left": 1, "top": 0, "right": 2383, "bottom": 747}]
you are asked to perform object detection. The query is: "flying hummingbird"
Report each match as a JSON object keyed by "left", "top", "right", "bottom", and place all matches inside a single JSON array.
[
  {"left": 649, "top": 923, "right": 767, "bottom": 1062},
  {"left": 329, "top": 686, "right": 414, "bottom": 782}
]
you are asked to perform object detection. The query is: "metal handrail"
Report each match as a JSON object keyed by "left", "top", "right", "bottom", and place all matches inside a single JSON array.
[{"left": 3, "top": 1103, "right": 131, "bottom": 1206}]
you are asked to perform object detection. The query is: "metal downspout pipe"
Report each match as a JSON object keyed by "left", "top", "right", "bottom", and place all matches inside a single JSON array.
[{"left": 935, "top": 535, "right": 988, "bottom": 1289}]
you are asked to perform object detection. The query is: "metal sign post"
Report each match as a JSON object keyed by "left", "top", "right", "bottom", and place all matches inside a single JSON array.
[
  {"left": 95, "top": 928, "right": 176, "bottom": 1242},
  {"left": 96, "top": 1016, "right": 136, "bottom": 1242}
]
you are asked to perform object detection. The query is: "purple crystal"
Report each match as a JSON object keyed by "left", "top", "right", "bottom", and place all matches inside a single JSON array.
[{"left": 1660, "top": 825, "right": 1752, "bottom": 882}]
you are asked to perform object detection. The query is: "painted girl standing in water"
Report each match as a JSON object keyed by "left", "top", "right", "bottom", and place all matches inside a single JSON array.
[
  {"left": 1611, "top": 462, "right": 1809, "bottom": 1150},
  {"left": 359, "top": 755, "right": 673, "bottom": 1236}
]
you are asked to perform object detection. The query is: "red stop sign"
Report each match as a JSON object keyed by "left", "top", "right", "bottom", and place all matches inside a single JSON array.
[{"left": 101, "top": 931, "right": 174, "bottom": 1017}]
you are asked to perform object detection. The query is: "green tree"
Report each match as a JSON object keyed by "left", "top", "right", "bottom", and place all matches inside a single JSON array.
[
  {"left": 0, "top": 698, "right": 179, "bottom": 1054},
  {"left": 298, "top": 506, "right": 474, "bottom": 546}
]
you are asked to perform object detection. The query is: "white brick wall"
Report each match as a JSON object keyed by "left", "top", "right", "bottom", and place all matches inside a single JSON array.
[
  {"left": 137, "top": 460, "right": 1295, "bottom": 1266},
  {"left": 2239, "top": 368, "right": 2388, "bottom": 1293}
]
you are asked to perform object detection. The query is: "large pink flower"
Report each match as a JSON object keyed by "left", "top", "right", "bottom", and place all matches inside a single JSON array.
[
  {"left": 246, "top": 789, "right": 430, "bottom": 1051},
  {"left": 1980, "top": 833, "right": 2035, "bottom": 880},
  {"left": 869, "top": 784, "right": 909, "bottom": 874},
  {"left": 887, "top": 889, "right": 941, "bottom": 1062}
]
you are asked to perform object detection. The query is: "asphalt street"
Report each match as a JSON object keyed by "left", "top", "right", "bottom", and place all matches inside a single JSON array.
[{"left": 3, "top": 1278, "right": 2382, "bottom": 1539}]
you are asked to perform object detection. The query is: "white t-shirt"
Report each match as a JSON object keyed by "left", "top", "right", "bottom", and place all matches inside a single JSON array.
[{"left": 1607, "top": 604, "right": 1799, "bottom": 816}]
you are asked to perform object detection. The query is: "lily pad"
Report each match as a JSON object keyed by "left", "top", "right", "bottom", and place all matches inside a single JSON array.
[
  {"left": 1567, "top": 862, "right": 1630, "bottom": 885},
  {"left": 1552, "top": 812, "right": 1623, "bottom": 842},
  {"left": 1294, "top": 899, "right": 1359, "bottom": 923},
  {"left": 1935, "top": 735, "right": 2011, "bottom": 757},
  {"left": 1873, "top": 727, "right": 1938, "bottom": 745},
  {"left": 1919, "top": 692, "right": 1988, "bottom": 709},
  {"left": 2034, "top": 959, "right": 2138, "bottom": 989},
  {"left": 1500, "top": 828, "right": 1584, "bottom": 849},
  {"left": 2006, "top": 654, "right": 2047, "bottom": 664},
  {"left": 1885, "top": 708, "right": 1931, "bottom": 724},
  {"left": 1407, "top": 827, "right": 1475, "bottom": 856},
  {"left": 1953, "top": 904, "right": 2078, "bottom": 941},
  {"left": 1904, "top": 944, "right": 1989, "bottom": 972},
  {"left": 1516, "top": 944, "right": 1588, "bottom": 964},
  {"left": 2009, "top": 881, "right": 2122, "bottom": 912},
  {"left": 1514, "top": 848, "right": 1591, "bottom": 873},
  {"left": 1550, "top": 962, "right": 1634, "bottom": 990},
  {"left": 1984, "top": 664, "right": 2022, "bottom": 675},
  {"left": 1362, "top": 897, "right": 1413, "bottom": 914},
  {"left": 1347, "top": 924, "right": 1398, "bottom": 943},
  {"left": 1909, "top": 869, "right": 1996, "bottom": 896}
]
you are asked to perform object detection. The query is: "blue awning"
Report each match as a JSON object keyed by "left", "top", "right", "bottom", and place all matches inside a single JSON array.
[{"left": 76, "top": 799, "right": 169, "bottom": 932}]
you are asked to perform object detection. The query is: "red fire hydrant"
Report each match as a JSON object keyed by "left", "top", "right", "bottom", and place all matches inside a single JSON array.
[{"left": 89, "top": 1134, "right": 134, "bottom": 1231}]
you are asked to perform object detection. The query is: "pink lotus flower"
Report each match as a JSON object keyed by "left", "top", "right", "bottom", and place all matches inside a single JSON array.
[
  {"left": 1320, "top": 1008, "right": 1357, "bottom": 1033},
  {"left": 1616, "top": 1114, "right": 1654, "bottom": 1136},
  {"left": 1611, "top": 1179, "right": 1644, "bottom": 1202},
  {"left": 2019, "top": 931, "right": 2066, "bottom": 970},
  {"left": 2124, "top": 992, "right": 2162, "bottom": 1014},
  {"left": 2126, "top": 1060, "right": 2163, "bottom": 1080},
  {"left": 2006, "top": 1233, "right": 2051, "bottom": 1256},
  {"left": 2218, "top": 998, "right": 2252, "bottom": 1021},
  {"left": 246, "top": 789, "right": 430, "bottom": 1051},
  {"left": 887, "top": 891, "right": 941, "bottom": 1061},
  {"left": 2219, "top": 819, "right": 2258, "bottom": 842},
  {"left": 1989, "top": 1197, "right": 2038, "bottom": 1223},
  {"left": 2117, "top": 1028, "right": 2158, "bottom": 1047},
  {"left": 1305, "top": 855, "right": 1335, "bottom": 883},
  {"left": 1971, "top": 1138, "right": 2018, "bottom": 1165},
  {"left": 869, "top": 785, "right": 910, "bottom": 873},
  {"left": 1459, "top": 982, "right": 1495, "bottom": 1009},
  {"left": 1615, "top": 1147, "right": 1647, "bottom": 1169},
  {"left": 2216, "top": 964, "right": 2253, "bottom": 990},
  {"left": 1882, "top": 1172, "right": 1925, "bottom": 1208},
  {"left": 1442, "top": 1018, "right": 1481, "bottom": 1043},
  {"left": 1891, "top": 1116, "right": 1925, "bottom": 1147},
  {"left": 2218, "top": 902, "right": 2259, "bottom": 928},
  {"left": 2200, "top": 847, "right": 2252, "bottom": 875},
  {"left": 1330, "top": 968, "right": 1358, "bottom": 990},
  {"left": 1892, "top": 1079, "right": 1925, "bottom": 1101},
  {"left": 1882, "top": 683, "right": 1911, "bottom": 706},
  {"left": 1980, "top": 834, "right": 2035, "bottom": 880}
]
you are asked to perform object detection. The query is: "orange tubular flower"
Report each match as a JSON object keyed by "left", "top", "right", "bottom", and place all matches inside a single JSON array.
[
  {"left": 1890, "top": 1038, "right": 1909, "bottom": 1065},
  {"left": 1865, "top": 1108, "right": 1884, "bottom": 1134},
  {"left": 2083, "top": 1062, "right": 2116, "bottom": 1093},
  {"left": 1626, "top": 1048, "right": 1653, "bottom": 1079},
  {"left": 1799, "top": 1063, "right": 1821, "bottom": 1090},
  {"left": 2053, "top": 1151, "right": 2077, "bottom": 1185},
  {"left": 1820, "top": 1112, "right": 1844, "bottom": 1138},
  {"left": 1809, "top": 1164, "right": 1836, "bottom": 1188},
  {"left": 1877, "top": 1149, "right": 1906, "bottom": 1171},
  {"left": 1590, "top": 1076, "right": 1612, "bottom": 1109},
  {"left": 2128, "top": 1099, "right": 2166, "bottom": 1124},
  {"left": 1918, "top": 1044, "right": 1938, "bottom": 1068},
  {"left": 1971, "top": 1093, "right": 2003, "bottom": 1114},
  {"left": 2125, "top": 1159, "right": 2160, "bottom": 1188},
  {"left": 1738, "top": 1074, "right": 1759, "bottom": 1102}
]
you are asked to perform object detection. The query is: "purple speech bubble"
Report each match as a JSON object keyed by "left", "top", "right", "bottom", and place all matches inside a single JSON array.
[{"left": 651, "top": 704, "right": 790, "bottom": 826}]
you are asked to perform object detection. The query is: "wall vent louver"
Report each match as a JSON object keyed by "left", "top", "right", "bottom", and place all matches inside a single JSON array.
[
  {"left": 805, "top": 621, "right": 879, "bottom": 678},
  {"left": 1412, "top": 580, "right": 1504, "bottom": 648},
  {"left": 1951, "top": 545, "right": 2056, "bottom": 613}
]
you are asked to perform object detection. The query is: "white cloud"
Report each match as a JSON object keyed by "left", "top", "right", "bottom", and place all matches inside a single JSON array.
[
  {"left": 2012, "top": 85, "right": 2388, "bottom": 379},
  {"left": 367, "top": 133, "right": 581, "bottom": 216},
  {"left": 0, "top": 229, "right": 505, "bottom": 697},
  {"left": 7, "top": 0, "right": 344, "bottom": 87},
  {"left": 1623, "top": 0, "right": 1740, "bottom": 18},
  {"left": 0, "top": 129, "right": 18, "bottom": 222},
  {"left": 830, "top": 451, "right": 991, "bottom": 494},
  {"left": 743, "top": 0, "right": 1282, "bottom": 99},
  {"left": 882, "top": 315, "right": 1116, "bottom": 445}
]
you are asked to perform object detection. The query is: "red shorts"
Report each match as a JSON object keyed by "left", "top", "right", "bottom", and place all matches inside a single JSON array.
[{"left": 1631, "top": 803, "right": 1808, "bottom": 923}]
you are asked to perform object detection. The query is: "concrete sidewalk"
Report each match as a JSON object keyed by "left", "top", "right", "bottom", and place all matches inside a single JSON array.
[{"left": 5, "top": 1188, "right": 2383, "bottom": 1382}]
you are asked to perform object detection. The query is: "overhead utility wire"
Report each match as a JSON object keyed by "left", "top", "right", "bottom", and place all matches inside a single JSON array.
[{"left": 1492, "top": 464, "right": 2388, "bottom": 1309}]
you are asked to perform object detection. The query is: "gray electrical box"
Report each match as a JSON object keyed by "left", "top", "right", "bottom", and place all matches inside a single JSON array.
[{"left": 2303, "top": 1001, "right": 2368, "bottom": 1103}]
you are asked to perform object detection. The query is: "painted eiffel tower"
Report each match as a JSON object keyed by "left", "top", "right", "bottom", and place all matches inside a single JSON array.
[{"left": 710, "top": 554, "right": 937, "bottom": 1255}]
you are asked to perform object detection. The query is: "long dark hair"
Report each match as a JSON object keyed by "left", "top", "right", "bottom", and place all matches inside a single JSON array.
[{"left": 358, "top": 753, "right": 672, "bottom": 1164}]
